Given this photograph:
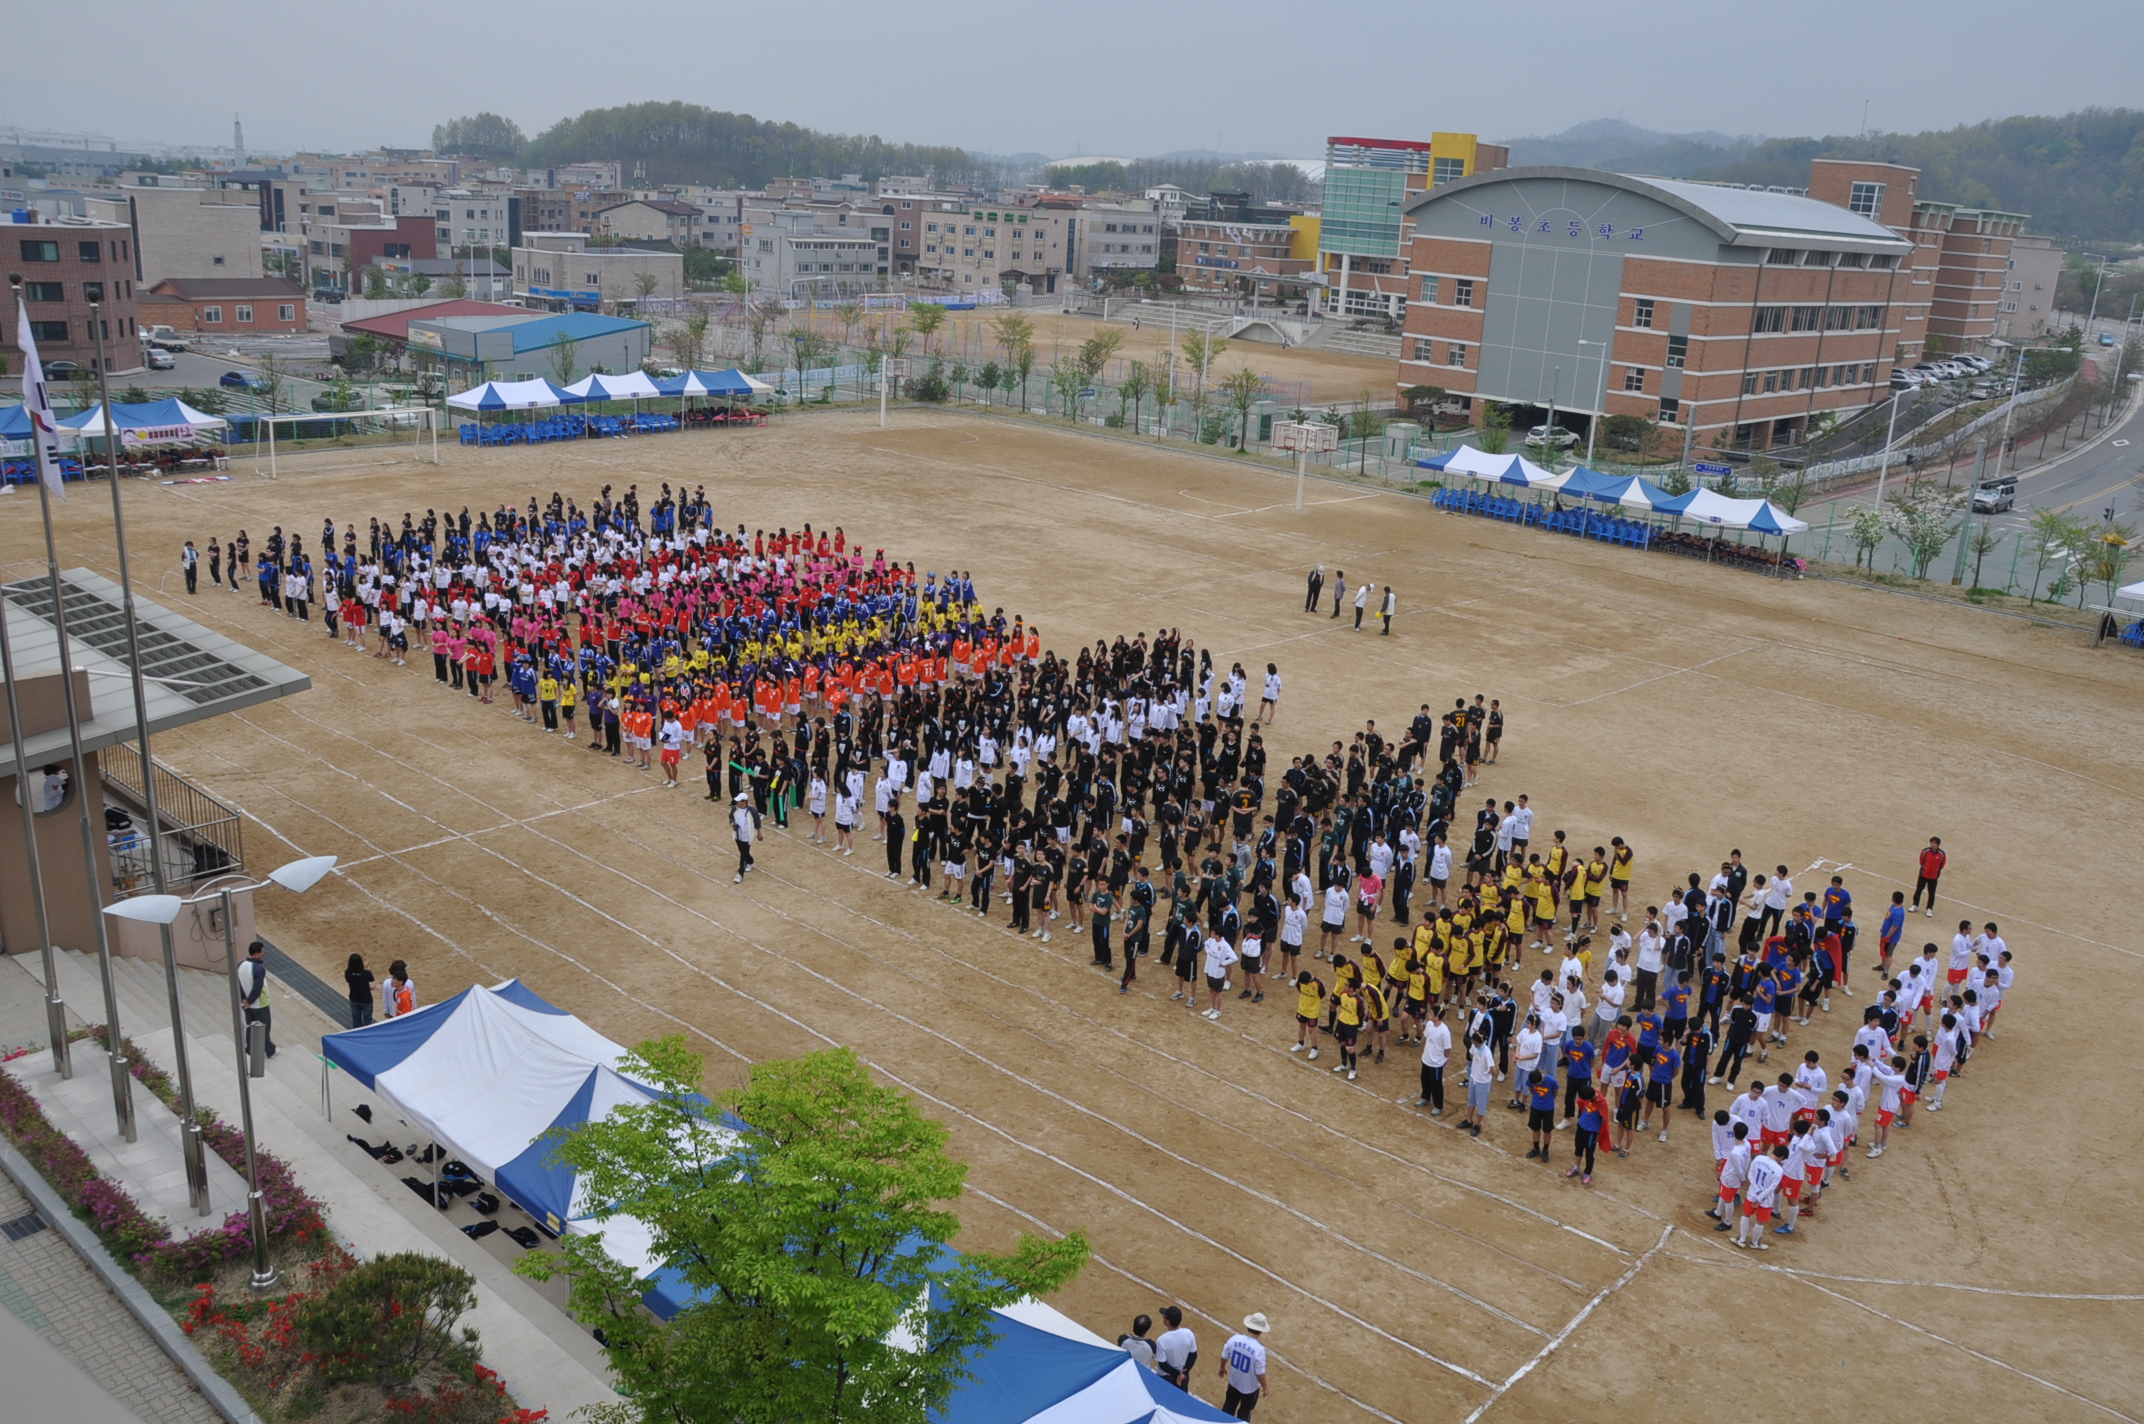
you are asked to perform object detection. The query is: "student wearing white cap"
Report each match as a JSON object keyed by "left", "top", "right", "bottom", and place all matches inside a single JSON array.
[{"left": 1219, "top": 1313, "right": 1269, "bottom": 1419}]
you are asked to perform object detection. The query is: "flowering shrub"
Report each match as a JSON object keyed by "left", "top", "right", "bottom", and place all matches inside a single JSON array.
[{"left": 0, "top": 1061, "right": 168, "bottom": 1260}]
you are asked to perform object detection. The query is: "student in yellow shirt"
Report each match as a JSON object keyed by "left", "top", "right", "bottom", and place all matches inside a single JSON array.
[
  {"left": 1332, "top": 984, "right": 1366, "bottom": 1081},
  {"left": 1291, "top": 971, "right": 1328, "bottom": 1061},
  {"left": 559, "top": 677, "right": 580, "bottom": 741},
  {"left": 1584, "top": 848, "right": 1611, "bottom": 934},
  {"left": 1608, "top": 836, "right": 1635, "bottom": 921},
  {"left": 538, "top": 671, "right": 561, "bottom": 733}
]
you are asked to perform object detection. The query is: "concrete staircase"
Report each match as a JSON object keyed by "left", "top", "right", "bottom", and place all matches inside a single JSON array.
[
  {"left": 1302, "top": 324, "right": 1404, "bottom": 359},
  {"left": 11, "top": 949, "right": 620, "bottom": 1420}
]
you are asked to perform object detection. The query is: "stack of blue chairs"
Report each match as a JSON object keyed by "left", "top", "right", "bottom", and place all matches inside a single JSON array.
[
  {"left": 2122, "top": 622, "right": 2144, "bottom": 648},
  {"left": 1425, "top": 483, "right": 1654, "bottom": 551},
  {"left": 630, "top": 412, "right": 678, "bottom": 433},
  {"left": 2, "top": 456, "right": 85, "bottom": 483}
]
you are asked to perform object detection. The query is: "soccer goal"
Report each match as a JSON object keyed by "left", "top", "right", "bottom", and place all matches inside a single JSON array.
[{"left": 246, "top": 406, "right": 440, "bottom": 479}]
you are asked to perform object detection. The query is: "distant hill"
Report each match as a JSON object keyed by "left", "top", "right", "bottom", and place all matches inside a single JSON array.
[
  {"left": 1501, "top": 110, "right": 2144, "bottom": 244},
  {"left": 505, "top": 102, "right": 975, "bottom": 187}
]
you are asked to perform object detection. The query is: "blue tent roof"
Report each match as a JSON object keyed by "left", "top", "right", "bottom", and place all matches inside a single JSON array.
[
  {"left": 1415, "top": 447, "right": 1460, "bottom": 471},
  {"left": 320, "top": 985, "right": 475, "bottom": 1088},
  {"left": 494, "top": 1065, "right": 660, "bottom": 1228},
  {"left": 0, "top": 404, "right": 31, "bottom": 438},
  {"left": 652, "top": 369, "right": 764, "bottom": 397},
  {"left": 1556, "top": 465, "right": 1621, "bottom": 499}
]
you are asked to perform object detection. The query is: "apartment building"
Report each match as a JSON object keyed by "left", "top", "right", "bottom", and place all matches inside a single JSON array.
[
  {"left": 513, "top": 232, "right": 684, "bottom": 309},
  {"left": 598, "top": 199, "right": 705, "bottom": 246},
  {"left": 513, "top": 189, "right": 630, "bottom": 237},
  {"left": 1929, "top": 208, "right": 2027, "bottom": 353},
  {"left": 1995, "top": 233, "right": 2065, "bottom": 341},
  {"left": 1398, "top": 166, "right": 1915, "bottom": 454},
  {"left": 304, "top": 215, "right": 437, "bottom": 296},
  {"left": 741, "top": 205, "right": 890, "bottom": 298},
  {"left": 910, "top": 197, "right": 1080, "bottom": 296},
  {"left": 1076, "top": 198, "right": 1163, "bottom": 279},
  {"left": 1320, "top": 133, "right": 1508, "bottom": 320},
  {"left": 3, "top": 214, "right": 144, "bottom": 373},
  {"left": 436, "top": 190, "right": 512, "bottom": 252}
]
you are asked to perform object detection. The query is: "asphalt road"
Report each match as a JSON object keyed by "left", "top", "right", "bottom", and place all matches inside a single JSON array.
[{"left": 1984, "top": 375, "right": 2144, "bottom": 533}]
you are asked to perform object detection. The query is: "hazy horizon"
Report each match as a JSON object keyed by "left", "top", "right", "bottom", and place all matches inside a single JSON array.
[{"left": 5, "top": 0, "right": 2139, "bottom": 160}]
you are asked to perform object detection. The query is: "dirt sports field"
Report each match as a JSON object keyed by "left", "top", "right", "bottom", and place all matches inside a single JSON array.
[{"left": 9, "top": 410, "right": 2142, "bottom": 1422}]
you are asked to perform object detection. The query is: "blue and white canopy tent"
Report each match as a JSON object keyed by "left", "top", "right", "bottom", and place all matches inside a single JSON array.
[
  {"left": 320, "top": 979, "right": 654, "bottom": 1231},
  {"left": 932, "top": 1294, "right": 1236, "bottom": 1424},
  {"left": 562, "top": 371, "right": 662, "bottom": 402},
  {"left": 443, "top": 378, "right": 573, "bottom": 412},
  {"left": 60, "top": 397, "right": 228, "bottom": 447},
  {"left": 1559, "top": 467, "right": 1679, "bottom": 510},
  {"left": 1419, "top": 443, "right": 1564, "bottom": 488},
  {"left": 652, "top": 368, "right": 774, "bottom": 398},
  {"left": 1652, "top": 486, "right": 1809, "bottom": 533}
]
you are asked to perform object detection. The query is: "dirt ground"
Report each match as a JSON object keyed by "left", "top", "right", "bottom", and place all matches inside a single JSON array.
[
  {"left": 793, "top": 305, "right": 1400, "bottom": 404},
  {"left": 9, "top": 411, "right": 2142, "bottom": 1423}
]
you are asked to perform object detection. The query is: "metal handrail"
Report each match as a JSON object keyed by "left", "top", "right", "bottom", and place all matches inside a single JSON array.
[{"left": 99, "top": 742, "right": 244, "bottom": 885}]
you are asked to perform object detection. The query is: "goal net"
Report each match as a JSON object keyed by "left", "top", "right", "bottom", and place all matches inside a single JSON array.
[{"left": 244, "top": 406, "right": 440, "bottom": 479}]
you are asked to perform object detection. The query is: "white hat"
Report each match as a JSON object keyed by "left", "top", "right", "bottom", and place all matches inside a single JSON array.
[
  {"left": 1242, "top": 1312, "right": 1268, "bottom": 1333},
  {"left": 734, "top": 791, "right": 749, "bottom": 801}
]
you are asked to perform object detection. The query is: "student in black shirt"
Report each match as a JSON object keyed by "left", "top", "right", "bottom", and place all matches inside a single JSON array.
[{"left": 345, "top": 953, "right": 377, "bottom": 1027}]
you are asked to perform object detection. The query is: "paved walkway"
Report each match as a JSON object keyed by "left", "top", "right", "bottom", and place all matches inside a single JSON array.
[{"left": 0, "top": 1173, "right": 220, "bottom": 1424}]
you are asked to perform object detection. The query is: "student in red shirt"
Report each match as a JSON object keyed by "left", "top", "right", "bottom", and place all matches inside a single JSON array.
[{"left": 1912, "top": 837, "right": 1946, "bottom": 917}]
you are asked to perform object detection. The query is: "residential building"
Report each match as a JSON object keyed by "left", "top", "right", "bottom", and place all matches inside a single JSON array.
[
  {"left": 513, "top": 188, "right": 630, "bottom": 237},
  {"left": 369, "top": 256, "right": 513, "bottom": 301},
  {"left": 68, "top": 183, "right": 261, "bottom": 289},
  {"left": 1399, "top": 166, "right": 1915, "bottom": 454},
  {"left": 140, "top": 277, "right": 306, "bottom": 334},
  {"left": 743, "top": 205, "right": 890, "bottom": 297},
  {"left": 3, "top": 213, "right": 143, "bottom": 373},
  {"left": 916, "top": 199, "right": 1079, "bottom": 295},
  {"left": 1928, "top": 208, "right": 2027, "bottom": 354},
  {"left": 1075, "top": 198, "right": 1163, "bottom": 280},
  {"left": 436, "top": 189, "right": 512, "bottom": 253},
  {"left": 1320, "top": 133, "right": 1508, "bottom": 321},
  {"left": 598, "top": 199, "right": 706, "bottom": 246},
  {"left": 305, "top": 215, "right": 437, "bottom": 297},
  {"left": 646, "top": 187, "right": 756, "bottom": 252},
  {"left": 866, "top": 184, "right": 964, "bottom": 275},
  {"left": 407, "top": 309, "right": 650, "bottom": 386},
  {"left": 1996, "top": 233, "right": 2065, "bottom": 341},
  {"left": 512, "top": 233, "right": 684, "bottom": 309}
]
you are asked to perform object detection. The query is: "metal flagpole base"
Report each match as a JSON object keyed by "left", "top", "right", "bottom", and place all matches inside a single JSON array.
[
  {"left": 247, "top": 1190, "right": 278, "bottom": 1291},
  {"left": 44, "top": 995, "right": 71, "bottom": 1079},
  {"left": 106, "top": 1045, "right": 136, "bottom": 1143},
  {"left": 182, "top": 1118, "right": 212, "bottom": 1216}
]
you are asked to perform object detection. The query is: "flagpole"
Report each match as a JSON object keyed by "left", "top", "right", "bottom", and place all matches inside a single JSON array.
[
  {"left": 12, "top": 277, "right": 135, "bottom": 1141},
  {"left": 0, "top": 572, "right": 71, "bottom": 1079},
  {"left": 90, "top": 302, "right": 209, "bottom": 1211}
]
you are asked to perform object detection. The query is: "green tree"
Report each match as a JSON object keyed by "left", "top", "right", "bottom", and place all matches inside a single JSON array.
[
  {"left": 1219, "top": 365, "right": 1264, "bottom": 449},
  {"left": 1477, "top": 400, "right": 1512, "bottom": 454},
  {"left": 550, "top": 333, "right": 581, "bottom": 386},
  {"left": 2023, "top": 508, "right": 2085, "bottom": 603},
  {"left": 667, "top": 310, "right": 712, "bottom": 370},
  {"left": 975, "top": 360, "right": 1001, "bottom": 407},
  {"left": 521, "top": 101, "right": 970, "bottom": 189},
  {"left": 1075, "top": 328, "right": 1124, "bottom": 385},
  {"left": 1013, "top": 342, "right": 1037, "bottom": 410},
  {"left": 253, "top": 352, "right": 288, "bottom": 414},
  {"left": 832, "top": 302, "right": 863, "bottom": 353},
  {"left": 1050, "top": 362, "right": 1085, "bottom": 417},
  {"left": 908, "top": 302, "right": 948, "bottom": 352},
  {"left": 1118, "top": 360, "right": 1152, "bottom": 434},
  {"left": 2083, "top": 518, "right": 2138, "bottom": 606},
  {"left": 990, "top": 312, "right": 1034, "bottom": 378},
  {"left": 520, "top": 1041, "right": 1087, "bottom": 1424},
  {"left": 1965, "top": 521, "right": 2005, "bottom": 590},
  {"left": 1846, "top": 503, "right": 1887, "bottom": 569},
  {"left": 363, "top": 265, "right": 388, "bottom": 299},
  {"left": 723, "top": 267, "right": 749, "bottom": 297},
  {"left": 437, "top": 274, "right": 467, "bottom": 300},
  {"left": 431, "top": 112, "right": 527, "bottom": 162},
  {"left": 1180, "top": 330, "right": 1227, "bottom": 415},
  {"left": 1881, "top": 477, "right": 1967, "bottom": 579},
  {"left": 746, "top": 296, "right": 786, "bottom": 365}
]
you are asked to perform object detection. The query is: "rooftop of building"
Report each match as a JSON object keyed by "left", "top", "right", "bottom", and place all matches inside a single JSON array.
[{"left": 148, "top": 277, "right": 306, "bottom": 300}]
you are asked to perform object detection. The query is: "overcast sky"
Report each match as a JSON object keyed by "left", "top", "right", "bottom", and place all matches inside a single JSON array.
[{"left": 8, "top": 0, "right": 2141, "bottom": 160}]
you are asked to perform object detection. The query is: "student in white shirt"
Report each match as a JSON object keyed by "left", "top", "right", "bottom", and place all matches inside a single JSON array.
[
  {"left": 1737, "top": 1144, "right": 1788, "bottom": 1249},
  {"left": 1201, "top": 935, "right": 1239, "bottom": 1021},
  {"left": 1153, "top": 1307, "right": 1198, "bottom": 1392},
  {"left": 1417, "top": 1015, "right": 1452, "bottom": 1116},
  {"left": 1278, "top": 903, "right": 1308, "bottom": 981}
]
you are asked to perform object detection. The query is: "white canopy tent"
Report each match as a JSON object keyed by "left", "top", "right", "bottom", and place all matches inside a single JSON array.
[
  {"left": 1659, "top": 487, "right": 1810, "bottom": 533},
  {"left": 563, "top": 371, "right": 663, "bottom": 401}
]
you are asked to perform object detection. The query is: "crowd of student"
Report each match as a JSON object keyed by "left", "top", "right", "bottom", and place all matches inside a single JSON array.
[{"left": 208, "top": 483, "right": 2011, "bottom": 1279}]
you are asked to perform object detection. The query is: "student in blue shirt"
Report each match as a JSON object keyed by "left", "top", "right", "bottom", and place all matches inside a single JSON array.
[
  {"left": 1646, "top": 1043, "right": 1681, "bottom": 1140},
  {"left": 1525, "top": 1069, "right": 1559, "bottom": 1161},
  {"left": 1661, "top": 971, "right": 1694, "bottom": 1040},
  {"left": 1879, "top": 891, "right": 1907, "bottom": 977},
  {"left": 1821, "top": 875, "right": 1852, "bottom": 927},
  {"left": 1560, "top": 1036, "right": 1596, "bottom": 1126},
  {"left": 1568, "top": 1085, "right": 1605, "bottom": 1184},
  {"left": 1634, "top": 1008, "right": 1664, "bottom": 1054}
]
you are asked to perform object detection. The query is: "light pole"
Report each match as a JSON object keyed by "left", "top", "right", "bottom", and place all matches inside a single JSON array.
[
  {"left": 2086, "top": 255, "right": 2112, "bottom": 336},
  {"left": 1577, "top": 339, "right": 1608, "bottom": 468},
  {"left": 1991, "top": 345, "right": 2030, "bottom": 480},
  {"left": 89, "top": 304, "right": 212, "bottom": 1215},
  {"left": 103, "top": 854, "right": 337, "bottom": 1291},
  {"left": 1872, "top": 385, "right": 1911, "bottom": 511}
]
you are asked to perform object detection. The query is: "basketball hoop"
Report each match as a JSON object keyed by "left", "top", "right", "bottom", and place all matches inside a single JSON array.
[{"left": 1272, "top": 421, "right": 1339, "bottom": 510}]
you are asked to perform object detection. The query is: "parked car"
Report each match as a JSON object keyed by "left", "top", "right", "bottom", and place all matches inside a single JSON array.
[
  {"left": 219, "top": 369, "right": 267, "bottom": 389},
  {"left": 145, "top": 347, "right": 177, "bottom": 371},
  {"left": 1972, "top": 479, "right": 2017, "bottom": 513},
  {"left": 43, "top": 360, "right": 87, "bottom": 380},
  {"left": 140, "top": 324, "right": 189, "bottom": 353},
  {"left": 1967, "top": 383, "right": 1996, "bottom": 400},
  {"left": 2099, "top": 333, "right": 2118, "bottom": 347},
  {"left": 1524, "top": 424, "right": 1578, "bottom": 449},
  {"left": 1963, "top": 355, "right": 1994, "bottom": 372}
]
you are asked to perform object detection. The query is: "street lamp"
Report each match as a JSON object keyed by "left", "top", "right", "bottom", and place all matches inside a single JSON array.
[
  {"left": 1872, "top": 385, "right": 1912, "bottom": 510},
  {"left": 102, "top": 854, "right": 337, "bottom": 1290},
  {"left": 1577, "top": 339, "right": 1609, "bottom": 468}
]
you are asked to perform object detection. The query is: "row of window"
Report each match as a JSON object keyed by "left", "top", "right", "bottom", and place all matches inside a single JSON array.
[
  {"left": 1095, "top": 243, "right": 1156, "bottom": 254},
  {"left": 1752, "top": 303, "right": 1887, "bottom": 334},
  {"left": 1417, "top": 275, "right": 1475, "bottom": 307},
  {"left": 1100, "top": 222, "right": 1158, "bottom": 234},
  {"left": 1741, "top": 362, "right": 1877, "bottom": 395},
  {"left": 19, "top": 279, "right": 133, "bottom": 303},
  {"left": 25, "top": 316, "right": 137, "bottom": 343},
  {"left": 1763, "top": 248, "right": 1897, "bottom": 270},
  {"left": 203, "top": 304, "right": 296, "bottom": 324},
  {"left": 20, "top": 237, "right": 128, "bottom": 264},
  {"left": 1408, "top": 339, "right": 1471, "bottom": 369}
]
